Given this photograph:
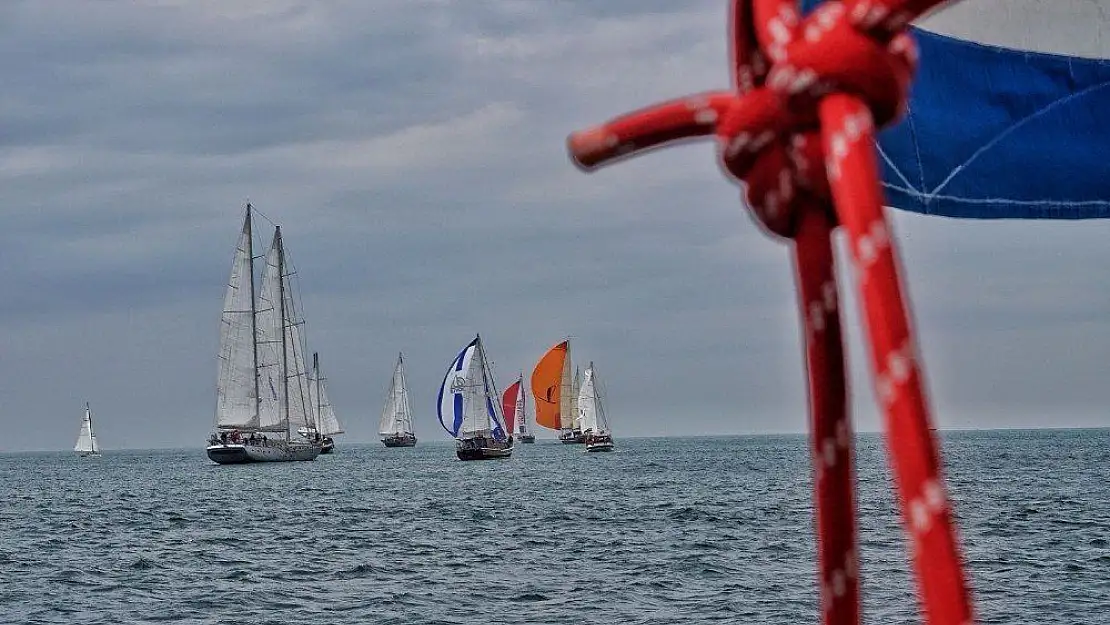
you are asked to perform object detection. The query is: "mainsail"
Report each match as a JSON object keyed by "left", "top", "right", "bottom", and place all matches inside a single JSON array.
[
  {"left": 311, "top": 353, "right": 343, "bottom": 436},
  {"left": 74, "top": 403, "right": 99, "bottom": 454},
  {"left": 254, "top": 233, "right": 286, "bottom": 432},
  {"left": 215, "top": 209, "right": 260, "bottom": 430},
  {"left": 569, "top": 366, "right": 582, "bottom": 431},
  {"left": 577, "top": 363, "right": 609, "bottom": 435},
  {"left": 379, "top": 353, "right": 413, "bottom": 436},
  {"left": 437, "top": 335, "right": 507, "bottom": 440},
  {"left": 530, "top": 339, "right": 570, "bottom": 430},
  {"left": 279, "top": 234, "right": 315, "bottom": 435}
]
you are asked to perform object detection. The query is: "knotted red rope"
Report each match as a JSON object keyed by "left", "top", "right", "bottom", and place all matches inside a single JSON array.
[{"left": 566, "top": 1, "right": 974, "bottom": 623}]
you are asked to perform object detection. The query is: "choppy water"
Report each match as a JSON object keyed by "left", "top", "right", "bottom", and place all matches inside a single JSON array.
[{"left": 1, "top": 429, "right": 1107, "bottom": 624}]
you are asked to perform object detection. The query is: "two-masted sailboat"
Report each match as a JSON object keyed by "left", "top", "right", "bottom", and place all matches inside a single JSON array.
[
  {"left": 206, "top": 205, "right": 323, "bottom": 464},
  {"left": 531, "top": 339, "right": 586, "bottom": 443},
  {"left": 502, "top": 374, "right": 535, "bottom": 443},
  {"left": 380, "top": 352, "right": 417, "bottom": 447},
  {"left": 74, "top": 402, "right": 101, "bottom": 457},
  {"left": 437, "top": 335, "right": 513, "bottom": 460},
  {"left": 578, "top": 362, "right": 615, "bottom": 452}
]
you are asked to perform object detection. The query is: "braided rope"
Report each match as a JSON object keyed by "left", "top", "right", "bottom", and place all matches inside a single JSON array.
[{"left": 566, "top": 1, "right": 974, "bottom": 623}]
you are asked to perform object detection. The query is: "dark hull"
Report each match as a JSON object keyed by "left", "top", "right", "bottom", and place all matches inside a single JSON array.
[
  {"left": 560, "top": 432, "right": 586, "bottom": 444},
  {"left": 206, "top": 445, "right": 251, "bottom": 464},
  {"left": 320, "top": 437, "right": 335, "bottom": 454},
  {"left": 382, "top": 434, "right": 417, "bottom": 448},
  {"left": 456, "top": 446, "right": 513, "bottom": 461},
  {"left": 519, "top": 434, "right": 536, "bottom": 444}
]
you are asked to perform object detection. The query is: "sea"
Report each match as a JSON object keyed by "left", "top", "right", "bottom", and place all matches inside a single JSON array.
[{"left": 1, "top": 429, "right": 1107, "bottom": 625}]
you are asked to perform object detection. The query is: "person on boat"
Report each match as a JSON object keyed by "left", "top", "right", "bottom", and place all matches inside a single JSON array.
[{"left": 219, "top": 431, "right": 228, "bottom": 444}]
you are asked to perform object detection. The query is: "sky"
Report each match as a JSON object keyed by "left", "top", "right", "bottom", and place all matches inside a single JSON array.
[{"left": 1, "top": 0, "right": 1108, "bottom": 452}]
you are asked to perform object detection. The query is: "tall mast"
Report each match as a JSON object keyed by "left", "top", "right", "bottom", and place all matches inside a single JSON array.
[
  {"left": 313, "top": 352, "right": 321, "bottom": 431},
  {"left": 246, "top": 203, "right": 261, "bottom": 427},
  {"left": 276, "top": 226, "right": 291, "bottom": 441},
  {"left": 398, "top": 352, "right": 408, "bottom": 433}
]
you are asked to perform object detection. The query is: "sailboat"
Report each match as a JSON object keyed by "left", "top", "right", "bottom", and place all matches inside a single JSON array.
[
  {"left": 578, "top": 362, "right": 614, "bottom": 452},
  {"left": 437, "top": 334, "right": 513, "bottom": 460},
  {"left": 380, "top": 352, "right": 417, "bottom": 447},
  {"left": 502, "top": 374, "right": 535, "bottom": 443},
  {"left": 306, "top": 352, "right": 343, "bottom": 454},
  {"left": 206, "top": 205, "right": 322, "bottom": 464},
  {"left": 530, "top": 339, "right": 586, "bottom": 443},
  {"left": 74, "top": 402, "right": 101, "bottom": 457}
]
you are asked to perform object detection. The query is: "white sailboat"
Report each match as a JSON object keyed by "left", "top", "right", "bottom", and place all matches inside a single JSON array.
[
  {"left": 380, "top": 352, "right": 417, "bottom": 447},
  {"left": 74, "top": 402, "right": 100, "bottom": 457},
  {"left": 578, "top": 362, "right": 614, "bottom": 452},
  {"left": 437, "top": 334, "right": 512, "bottom": 460},
  {"left": 502, "top": 373, "right": 535, "bottom": 443},
  {"left": 305, "top": 352, "right": 343, "bottom": 454},
  {"left": 207, "top": 205, "right": 322, "bottom": 464}
]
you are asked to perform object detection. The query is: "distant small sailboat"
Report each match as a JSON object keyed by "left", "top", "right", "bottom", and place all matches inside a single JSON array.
[
  {"left": 438, "top": 335, "right": 513, "bottom": 460},
  {"left": 307, "top": 352, "right": 344, "bottom": 454},
  {"left": 578, "top": 362, "right": 614, "bottom": 452},
  {"left": 74, "top": 402, "right": 101, "bottom": 457},
  {"left": 531, "top": 339, "right": 585, "bottom": 443},
  {"left": 380, "top": 352, "right": 417, "bottom": 447},
  {"left": 502, "top": 374, "right": 535, "bottom": 443},
  {"left": 206, "top": 205, "right": 322, "bottom": 464}
]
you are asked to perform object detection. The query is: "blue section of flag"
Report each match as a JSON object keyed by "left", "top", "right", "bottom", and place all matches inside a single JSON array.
[{"left": 795, "top": 2, "right": 1110, "bottom": 219}]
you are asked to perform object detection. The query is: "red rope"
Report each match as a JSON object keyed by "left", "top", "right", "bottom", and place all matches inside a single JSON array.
[{"left": 566, "top": 1, "right": 974, "bottom": 623}]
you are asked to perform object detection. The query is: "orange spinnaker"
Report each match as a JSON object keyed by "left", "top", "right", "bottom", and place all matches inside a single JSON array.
[{"left": 530, "top": 341, "right": 568, "bottom": 430}]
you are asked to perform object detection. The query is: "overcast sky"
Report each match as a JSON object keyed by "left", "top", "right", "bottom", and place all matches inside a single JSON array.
[{"left": 2, "top": 0, "right": 1108, "bottom": 452}]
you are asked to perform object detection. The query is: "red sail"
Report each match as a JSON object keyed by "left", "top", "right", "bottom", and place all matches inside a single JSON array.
[{"left": 502, "top": 379, "right": 521, "bottom": 435}]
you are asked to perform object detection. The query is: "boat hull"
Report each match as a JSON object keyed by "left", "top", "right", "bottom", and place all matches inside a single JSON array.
[
  {"left": 519, "top": 434, "right": 536, "bottom": 444},
  {"left": 585, "top": 434, "right": 615, "bottom": 453},
  {"left": 560, "top": 430, "right": 586, "bottom": 444},
  {"left": 456, "top": 446, "right": 513, "bottom": 461},
  {"left": 455, "top": 437, "right": 512, "bottom": 460},
  {"left": 382, "top": 433, "right": 417, "bottom": 448},
  {"left": 206, "top": 440, "right": 321, "bottom": 464},
  {"left": 320, "top": 437, "right": 335, "bottom": 454}
]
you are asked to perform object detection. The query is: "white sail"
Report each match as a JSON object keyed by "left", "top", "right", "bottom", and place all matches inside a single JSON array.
[
  {"left": 379, "top": 353, "right": 412, "bottom": 436},
  {"left": 312, "top": 354, "right": 344, "bottom": 436},
  {"left": 577, "top": 364, "right": 609, "bottom": 435},
  {"left": 254, "top": 235, "right": 285, "bottom": 432},
  {"left": 474, "top": 337, "right": 508, "bottom": 437},
  {"left": 514, "top": 378, "right": 528, "bottom": 436},
  {"left": 74, "top": 403, "right": 100, "bottom": 454},
  {"left": 558, "top": 341, "right": 574, "bottom": 429},
  {"left": 215, "top": 210, "right": 259, "bottom": 430},
  {"left": 281, "top": 259, "right": 315, "bottom": 436},
  {"left": 569, "top": 366, "right": 582, "bottom": 430}
]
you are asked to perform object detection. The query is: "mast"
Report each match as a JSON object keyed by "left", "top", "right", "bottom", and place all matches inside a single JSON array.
[
  {"left": 398, "top": 352, "right": 409, "bottom": 434},
  {"left": 86, "top": 402, "right": 96, "bottom": 453},
  {"left": 246, "top": 204, "right": 261, "bottom": 427},
  {"left": 313, "top": 352, "right": 321, "bottom": 431},
  {"left": 276, "top": 226, "right": 290, "bottom": 441}
]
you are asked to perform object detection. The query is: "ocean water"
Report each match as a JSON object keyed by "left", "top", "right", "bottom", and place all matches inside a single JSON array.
[{"left": 0, "top": 429, "right": 1107, "bottom": 624}]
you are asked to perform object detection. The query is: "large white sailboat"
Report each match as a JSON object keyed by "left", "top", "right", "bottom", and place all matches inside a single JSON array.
[
  {"left": 380, "top": 352, "right": 417, "bottom": 447},
  {"left": 578, "top": 362, "right": 614, "bottom": 452},
  {"left": 437, "top": 335, "right": 513, "bottom": 460},
  {"left": 74, "top": 402, "right": 101, "bottom": 457},
  {"left": 206, "top": 205, "right": 322, "bottom": 464}
]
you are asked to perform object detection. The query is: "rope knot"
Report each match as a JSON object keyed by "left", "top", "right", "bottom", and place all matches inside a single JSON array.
[{"left": 711, "top": 0, "right": 918, "bottom": 238}]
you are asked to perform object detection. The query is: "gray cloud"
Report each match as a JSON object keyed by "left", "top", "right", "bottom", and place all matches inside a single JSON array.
[{"left": 1, "top": 1, "right": 1108, "bottom": 451}]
